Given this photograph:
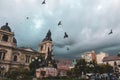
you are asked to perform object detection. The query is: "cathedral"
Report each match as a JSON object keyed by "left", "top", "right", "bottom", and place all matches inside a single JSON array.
[{"left": 0, "top": 23, "right": 56, "bottom": 72}]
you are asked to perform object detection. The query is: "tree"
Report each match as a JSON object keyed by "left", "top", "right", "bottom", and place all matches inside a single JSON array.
[
  {"left": 6, "top": 67, "right": 31, "bottom": 80},
  {"left": 67, "top": 68, "right": 75, "bottom": 77},
  {"left": 75, "top": 59, "right": 87, "bottom": 76},
  {"left": 117, "top": 53, "right": 120, "bottom": 57},
  {"left": 95, "top": 64, "right": 113, "bottom": 74}
]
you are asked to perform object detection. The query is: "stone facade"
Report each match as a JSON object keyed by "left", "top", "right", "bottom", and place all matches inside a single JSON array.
[
  {"left": 36, "top": 30, "right": 57, "bottom": 78},
  {"left": 103, "top": 56, "right": 120, "bottom": 72},
  {"left": 36, "top": 67, "right": 58, "bottom": 78},
  {"left": 0, "top": 23, "right": 57, "bottom": 78},
  {"left": 96, "top": 52, "right": 109, "bottom": 64},
  {"left": 57, "top": 59, "right": 72, "bottom": 76},
  {"left": 0, "top": 23, "right": 49, "bottom": 72},
  {"left": 38, "top": 30, "right": 53, "bottom": 59},
  {"left": 81, "top": 50, "right": 97, "bottom": 62}
]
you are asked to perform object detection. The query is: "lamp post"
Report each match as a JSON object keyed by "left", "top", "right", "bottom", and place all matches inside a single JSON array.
[{"left": 32, "top": 56, "right": 41, "bottom": 78}]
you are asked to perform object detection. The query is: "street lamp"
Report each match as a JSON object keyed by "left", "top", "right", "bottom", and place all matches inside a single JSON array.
[{"left": 32, "top": 56, "right": 41, "bottom": 78}]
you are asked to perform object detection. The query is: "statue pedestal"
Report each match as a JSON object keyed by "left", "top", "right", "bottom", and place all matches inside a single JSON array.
[
  {"left": 36, "top": 67, "right": 58, "bottom": 78},
  {"left": 32, "top": 77, "right": 37, "bottom": 80}
]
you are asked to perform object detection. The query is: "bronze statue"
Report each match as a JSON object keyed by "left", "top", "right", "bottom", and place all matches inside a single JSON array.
[
  {"left": 1, "top": 23, "right": 11, "bottom": 32},
  {"left": 46, "top": 30, "right": 51, "bottom": 39},
  {"left": 43, "top": 30, "right": 52, "bottom": 41}
]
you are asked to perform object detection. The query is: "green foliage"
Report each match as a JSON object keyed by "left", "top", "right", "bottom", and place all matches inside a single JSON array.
[
  {"left": 117, "top": 53, "right": 120, "bottom": 57},
  {"left": 98, "top": 64, "right": 113, "bottom": 73},
  {"left": 67, "top": 68, "right": 75, "bottom": 77},
  {"left": 67, "top": 58, "right": 113, "bottom": 78},
  {"left": 6, "top": 68, "right": 32, "bottom": 80},
  {"left": 75, "top": 59, "right": 87, "bottom": 75}
]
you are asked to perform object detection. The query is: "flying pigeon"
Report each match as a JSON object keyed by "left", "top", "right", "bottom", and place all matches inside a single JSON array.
[
  {"left": 108, "top": 29, "right": 113, "bottom": 35},
  {"left": 26, "top": 17, "right": 29, "bottom": 19},
  {"left": 58, "top": 21, "right": 62, "bottom": 26},
  {"left": 42, "top": 0, "right": 46, "bottom": 4},
  {"left": 67, "top": 47, "right": 69, "bottom": 51},
  {"left": 64, "top": 32, "right": 68, "bottom": 38}
]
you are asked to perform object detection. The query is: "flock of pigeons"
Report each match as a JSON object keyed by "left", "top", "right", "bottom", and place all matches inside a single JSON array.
[
  {"left": 26, "top": 6, "right": 69, "bottom": 51},
  {"left": 57, "top": 21, "right": 69, "bottom": 51},
  {"left": 26, "top": 0, "right": 113, "bottom": 51}
]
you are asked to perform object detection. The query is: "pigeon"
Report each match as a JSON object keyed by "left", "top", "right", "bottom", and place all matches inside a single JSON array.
[
  {"left": 42, "top": 0, "right": 46, "bottom": 4},
  {"left": 108, "top": 29, "right": 113, "bottom": 35},
  {"left": 67, "top": 47, "right": 69, "bottom": 51},
  {"left": 64, "top": 32, "right": 68, "bottom": 38},
  {"left": 26, "top": 17, "right": 29, "bottom": 19},
  {"left": 58, "top": 21, "right": 62, "bottom": 26}
]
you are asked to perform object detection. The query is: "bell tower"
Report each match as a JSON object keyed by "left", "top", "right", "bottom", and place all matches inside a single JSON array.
[
  {"left": 0, "top": 23, "right": 17, "bottom": 72},
  {"left": 0, "top": 23, "right": 17, "bottom": 47},
  {"left": 38, "top": 30, "right": 53, "bottom": 58}
]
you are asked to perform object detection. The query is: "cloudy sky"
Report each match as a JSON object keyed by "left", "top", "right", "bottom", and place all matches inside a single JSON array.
[{"left": 0, "top": 0, "right": 120, "bottom": 59}]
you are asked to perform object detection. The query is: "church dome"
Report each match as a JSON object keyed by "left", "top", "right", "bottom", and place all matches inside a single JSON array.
[
  {"left": 1, "top": 23, "right": 11, "bottom": 32},
  {"left": 13, "top": 37, "right": 17, "bottom": 44}
]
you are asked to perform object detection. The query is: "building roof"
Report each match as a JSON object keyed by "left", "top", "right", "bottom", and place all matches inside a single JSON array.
[
  {"left": 103, "top": 56, "right": 120, "bottom": 62},
  {"left": 18, "top": 47, "right": 37, "bottom": 52},
  {"left": 1, "top": 23, "right": 11, "bottom": 32}
]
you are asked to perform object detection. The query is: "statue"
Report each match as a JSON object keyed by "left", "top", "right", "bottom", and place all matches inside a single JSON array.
[
  {"left": 6, "top": 23, "right": 8, "bottom": 26},
  {"left": 43, "top": 30, "right": 52, "bottom": 41},
  {"left": 46, "top": 30, "right": 51, "bottom": 40},
  {"left": 46, "top": 47, "right": 52, "bottom": 61},
  {"left": 1, "top": 22, "right": 11, "bottom": 32}
]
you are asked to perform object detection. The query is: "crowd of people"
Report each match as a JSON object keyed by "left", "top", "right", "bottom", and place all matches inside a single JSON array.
[{"left": 86, "top": 73, "right": 120, "bottom": 80}]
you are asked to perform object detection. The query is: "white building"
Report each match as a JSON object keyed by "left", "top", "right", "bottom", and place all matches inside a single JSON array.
[
  {"left": 103, "top": 56, "right": 120, "bottom": 72},
  {"left": 81, "top": 50, "right": 96, "bottom": 62},
  {"left": 96, "top": 52, "right": 109, "bottom": 64}
]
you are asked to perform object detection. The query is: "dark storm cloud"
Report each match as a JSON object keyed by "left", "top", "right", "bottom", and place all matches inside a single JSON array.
[
  {"left": 0, "top": 0, "right": 120, "bottom": 59},
  {"left": 54, "top": 38, "right": 77, "bottom": 48}
]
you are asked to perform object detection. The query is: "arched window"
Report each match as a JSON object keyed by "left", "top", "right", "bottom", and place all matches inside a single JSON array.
[
  {"left": 25, "top": 55, "right": 30, "bottom": 63},
  {"left": 2, "top": 35, "right": 8, "bottom": 42},
  {"left": 0, "top": 52, "right": 5, "bottom": 60},
  {"left": 13, "top": 55, "right": 17, "bottom": 62},
  {"left": 41, "top": 46, "right": 43, "bottom": 51},
  {"left": 0, "top": 50, "right": 7, "bottom": 60}
]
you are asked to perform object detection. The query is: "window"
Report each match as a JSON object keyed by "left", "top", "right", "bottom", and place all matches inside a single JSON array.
[
  {"left": 2, "top": 35, "right": 8, "bottom": 42},
  {"left": 13, "top": 55, "right": 17, "bottom": 62},
  {"left": 26, "top": 55, "right": 30, "bottom": 63},
  {"left": 0, "top": 50, "right": 7, "bottom": 60},
  {"left": 2, "top": 52, "right": 5, "bottom": 60},
  {"left": 0, "top": 52, "right": 2, "bottom": 59},
  {"left": 41, "top": 46, "right": 43, "bottom": 51}
]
